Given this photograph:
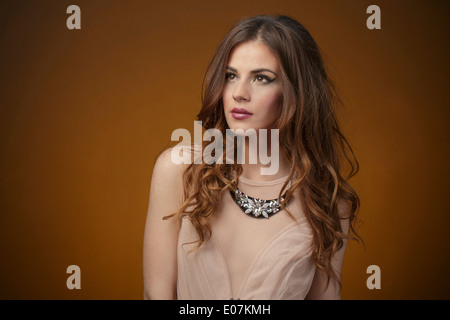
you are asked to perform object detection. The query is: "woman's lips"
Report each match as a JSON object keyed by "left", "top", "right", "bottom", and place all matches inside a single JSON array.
[{"left": 231, "top": 107, "right": 253, "bottom": 120}]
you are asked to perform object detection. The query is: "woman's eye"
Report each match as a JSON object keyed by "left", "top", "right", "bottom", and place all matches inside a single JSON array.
[
  {"left": 225, "top": 72, "right": 275, "bottom": 83},
  {"left": 254, "top": 74, "right": 273, "bottom": 83},
  {"left": 225, "top": 73, "right": 237, "bottom": 81}
]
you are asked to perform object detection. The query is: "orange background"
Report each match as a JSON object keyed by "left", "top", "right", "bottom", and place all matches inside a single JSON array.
[{"left": 0, "top": 0, "right": 449, "bottom": 299}]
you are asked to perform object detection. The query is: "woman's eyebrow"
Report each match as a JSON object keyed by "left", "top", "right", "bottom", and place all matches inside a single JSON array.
[
  {"left": 250, "top": 68, "right": 278, "bottom": 77},
  {"left": 226, "top": 66, "right": 278, "bottom": 77}
]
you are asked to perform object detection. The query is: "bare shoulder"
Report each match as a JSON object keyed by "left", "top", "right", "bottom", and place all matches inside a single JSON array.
[
  {"left": 152, "top": 145, "right": 197, "bottom": 178},
  {"left": 150, "top": 145, "right": 197, "bottom": 201}
]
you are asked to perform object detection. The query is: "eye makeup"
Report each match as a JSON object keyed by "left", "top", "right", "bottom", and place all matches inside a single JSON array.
[
  {"left": 253, "top": 74, "right": 276, "bottom": 83},
  {"left": 225, "top": 66, "right": 277, "bottom": 84}
]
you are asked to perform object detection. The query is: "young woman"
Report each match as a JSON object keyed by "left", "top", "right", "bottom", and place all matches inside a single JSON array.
[{"left": 143, "top": 15, "right": 360, "bottom": 300}]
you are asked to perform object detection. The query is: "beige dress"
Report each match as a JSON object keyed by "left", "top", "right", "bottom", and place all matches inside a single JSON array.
[{"left": 176, "top": 173, "right": 316, "bottom": 300}]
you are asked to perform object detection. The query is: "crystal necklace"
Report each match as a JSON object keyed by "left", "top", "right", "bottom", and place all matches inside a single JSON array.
[{"left": 229, "top": 174, "right": 292, "bottom": 219}]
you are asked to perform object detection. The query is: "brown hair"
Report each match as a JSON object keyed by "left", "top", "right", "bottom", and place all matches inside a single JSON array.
[{"left": 164, "top": 14, "right": 361, "bottom": 288}]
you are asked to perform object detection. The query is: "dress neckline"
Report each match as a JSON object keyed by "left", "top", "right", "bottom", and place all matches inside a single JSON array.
[{"left": 210, "top": 217, "right": 309, "bottom": 299}]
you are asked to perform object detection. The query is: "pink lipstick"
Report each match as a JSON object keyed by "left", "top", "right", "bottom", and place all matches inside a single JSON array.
[{"left": 231, "top": 107, "right": 253, "bottom": 120}]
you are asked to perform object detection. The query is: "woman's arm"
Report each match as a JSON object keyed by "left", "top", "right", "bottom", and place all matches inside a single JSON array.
[
  {"left": 305, "top": 199, "right": 351, "bottom": 300},
  {"left": 143, "top": 148, "right": 187, "bottom": 300}
]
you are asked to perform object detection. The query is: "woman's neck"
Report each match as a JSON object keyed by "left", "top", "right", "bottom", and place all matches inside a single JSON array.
[{"left": 237, "top": 140, "right": 290, "bottom": 182}]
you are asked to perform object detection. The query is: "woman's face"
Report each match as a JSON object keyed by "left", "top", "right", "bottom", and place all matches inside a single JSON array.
[{"left": 222, "top": 40, "right": 283, "bottom": 133}]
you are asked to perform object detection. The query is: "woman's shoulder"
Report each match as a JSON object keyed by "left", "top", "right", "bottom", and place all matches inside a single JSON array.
[
  {"left": 152, "top": 144, "right": 201, "bottom": 177},
  {"left": 150, "top": 146, "right": 197, "bottom": 205}
]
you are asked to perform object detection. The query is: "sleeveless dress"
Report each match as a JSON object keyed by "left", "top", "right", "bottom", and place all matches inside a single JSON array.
[{"left": 176, "top": 173, "right": 316, "bottom": 300}]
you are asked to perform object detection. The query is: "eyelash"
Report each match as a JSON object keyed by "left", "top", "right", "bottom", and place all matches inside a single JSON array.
[{"left": 225, "top": 72, "right": 275, "bottom": 84}]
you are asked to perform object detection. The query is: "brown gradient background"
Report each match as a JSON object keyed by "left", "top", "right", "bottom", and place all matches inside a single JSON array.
[{"left": 0, "top": 0, "right": 449, "bottom": 300}]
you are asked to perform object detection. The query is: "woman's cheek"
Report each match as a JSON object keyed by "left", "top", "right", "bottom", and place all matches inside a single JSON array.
[{"left": 257, "top": 90, "right": 282, "bottom": 113}]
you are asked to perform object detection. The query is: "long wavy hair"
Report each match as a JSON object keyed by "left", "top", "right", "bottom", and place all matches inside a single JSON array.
[{"left": 164, "top": 14, "right": 361, "bottom": 288}]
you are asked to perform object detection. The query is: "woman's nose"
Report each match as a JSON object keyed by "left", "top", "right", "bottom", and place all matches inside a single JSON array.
[{"left": 232, "top": 80, "right": 250, "bottom": 102}]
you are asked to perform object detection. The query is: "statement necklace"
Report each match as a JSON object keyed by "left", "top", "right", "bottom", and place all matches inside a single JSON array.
[{"left": 229, "top": 178, "right": 292, "bottom": 219}]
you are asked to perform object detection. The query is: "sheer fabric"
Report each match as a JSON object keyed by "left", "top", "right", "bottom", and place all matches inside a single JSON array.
[{"left": 176, "top": 173, "right": 316, "bottom": 300}]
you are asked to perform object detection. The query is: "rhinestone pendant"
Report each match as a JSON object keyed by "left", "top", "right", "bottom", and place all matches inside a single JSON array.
[{"left": 230, "top": 187, "right": 289, "bottom": 219}]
